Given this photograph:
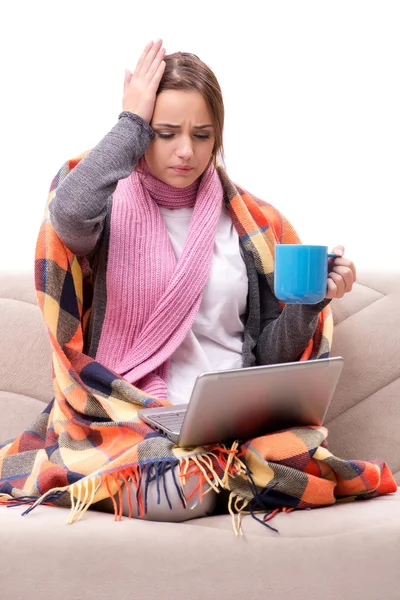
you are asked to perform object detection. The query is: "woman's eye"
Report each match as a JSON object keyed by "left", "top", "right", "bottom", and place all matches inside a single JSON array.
[{"left": 157, "top": 133, "right": 210, "bottom": 140}]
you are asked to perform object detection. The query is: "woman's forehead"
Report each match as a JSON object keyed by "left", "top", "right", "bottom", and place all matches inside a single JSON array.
[{"left": 153, "top": 89, "right": 212, "bottom": 123}]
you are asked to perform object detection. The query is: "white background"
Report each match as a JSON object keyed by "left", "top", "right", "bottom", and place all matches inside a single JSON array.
[{"left": 1, "top": 0, "right": 399, "bottom": 273}]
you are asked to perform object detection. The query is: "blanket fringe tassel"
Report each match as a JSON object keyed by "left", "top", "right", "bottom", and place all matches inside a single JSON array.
[
  {"left": 2, "top": 444, "right": 244, "bottom": 529},
  {"left": 0, "top": 444, "right": 296, "bottom": 535}
]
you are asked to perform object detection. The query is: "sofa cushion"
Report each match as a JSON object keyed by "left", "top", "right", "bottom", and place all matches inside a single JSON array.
[
  {"left": 0, "top": 271, "right": 54, "bottom": 406},
  {"left": 0, "top": 391, "right": 48, "bottom": 445},
  {"left": 327, "top": 269, "right": 400, "bottom": 483},
  {"left": 0, "top": 493, "right": 399, "bottom": 600}
]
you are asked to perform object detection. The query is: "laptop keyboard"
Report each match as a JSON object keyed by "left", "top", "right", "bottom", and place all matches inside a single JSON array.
[{"left": 150, "top": 411, "right": 186, "bottom": 431}]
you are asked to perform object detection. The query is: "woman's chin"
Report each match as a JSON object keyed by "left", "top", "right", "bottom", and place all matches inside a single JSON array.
[{"left": 164, "top": 170, "right": 197, "bottom": 187}]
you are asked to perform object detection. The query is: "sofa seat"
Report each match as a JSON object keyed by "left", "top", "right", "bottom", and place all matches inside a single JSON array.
[
  {"left": 1, "top": 493, "right": 399, "bottom": 600},
  {"left": 1, "top": 269, "right": 399, "bottom": 599}
]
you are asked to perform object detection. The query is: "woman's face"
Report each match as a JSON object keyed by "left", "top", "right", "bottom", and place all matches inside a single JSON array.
[{"left": 144, "top": 89, "right": 216, "bottom": 187}]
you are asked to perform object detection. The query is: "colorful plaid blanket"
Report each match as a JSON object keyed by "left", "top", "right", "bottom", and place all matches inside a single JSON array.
[{"left": 0, "top": 154, "right": 396, "bottom": 534}]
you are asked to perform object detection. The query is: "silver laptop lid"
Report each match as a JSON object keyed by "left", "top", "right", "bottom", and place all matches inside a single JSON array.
[{"left": 175, "top": 357, "right": 344, "bottom": 447}]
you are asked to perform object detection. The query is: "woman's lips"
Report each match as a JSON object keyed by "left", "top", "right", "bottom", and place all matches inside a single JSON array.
[{"left": 170, "top": 166, "right": 193, "bottom": 174}]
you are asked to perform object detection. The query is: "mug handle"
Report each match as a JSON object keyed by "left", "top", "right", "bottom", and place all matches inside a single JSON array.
[{"left": 328, "top": 253, "right": 339, "bottom": 258}]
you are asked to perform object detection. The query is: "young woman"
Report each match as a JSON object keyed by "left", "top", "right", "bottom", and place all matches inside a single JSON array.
[{"left": 49, "top": 39, "right": 357, "bottom": 521}]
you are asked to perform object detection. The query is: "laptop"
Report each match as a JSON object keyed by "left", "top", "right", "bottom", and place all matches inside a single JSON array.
[{"left": 138, "top": 356, "right": 344, "bottom": 448}]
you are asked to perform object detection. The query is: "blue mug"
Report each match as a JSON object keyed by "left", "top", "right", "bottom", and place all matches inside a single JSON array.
[{"left": 274, "top": 244, "right": 337, "bottom": 304}]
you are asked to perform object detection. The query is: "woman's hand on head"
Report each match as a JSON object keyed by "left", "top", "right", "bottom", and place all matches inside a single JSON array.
[
  {"left": 325, "top": 245, "right": 357, "bottom": 299},
  {"left": 123, "top": 39, "right": 166, "bottom": 124}
]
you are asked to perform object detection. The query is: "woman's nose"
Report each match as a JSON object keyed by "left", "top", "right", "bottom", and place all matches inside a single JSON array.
[{"left": 176, "top": 141, "right": 194, "bottom": 159}]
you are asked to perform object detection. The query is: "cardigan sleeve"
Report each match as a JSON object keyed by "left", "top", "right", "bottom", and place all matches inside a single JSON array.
[
  {"left": 255, "top": 273, "right": 332, "bottom": 365},
  {"left": 49, "top": 112, "right": 155, "bottom": 256}
]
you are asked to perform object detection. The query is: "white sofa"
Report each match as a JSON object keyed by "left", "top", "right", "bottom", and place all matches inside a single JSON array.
[{"left": 0, "top": 269, "right": 399, "bottom": 600}]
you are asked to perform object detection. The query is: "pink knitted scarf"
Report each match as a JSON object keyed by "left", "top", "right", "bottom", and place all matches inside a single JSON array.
[{"left": 95, "top": 159, "right": 223, "bottom": 398}]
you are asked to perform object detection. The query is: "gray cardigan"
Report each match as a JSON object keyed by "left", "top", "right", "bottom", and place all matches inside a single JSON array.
[{"left": 49, "top": 111, "right": 330, "bottom": 368}]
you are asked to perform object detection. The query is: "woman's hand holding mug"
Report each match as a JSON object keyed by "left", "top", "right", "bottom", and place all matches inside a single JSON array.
[{"left": 325, "top": 245, "right": 357, "bottom": 300}]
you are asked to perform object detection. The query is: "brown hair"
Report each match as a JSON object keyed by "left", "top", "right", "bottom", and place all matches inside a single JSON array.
[{"left": 137, "top": 51, "right": 225, "bottom": 175}]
